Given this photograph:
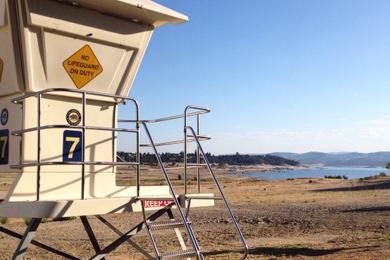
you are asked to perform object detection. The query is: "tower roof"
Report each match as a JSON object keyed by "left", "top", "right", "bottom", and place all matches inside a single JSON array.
[{"left": 65, "top": 0, "right": 188, "bottom": 27}]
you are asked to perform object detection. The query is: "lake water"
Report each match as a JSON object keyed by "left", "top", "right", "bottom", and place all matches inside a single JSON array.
[{"left": 243, "top": 167, "right": 390, "bottom": 180}]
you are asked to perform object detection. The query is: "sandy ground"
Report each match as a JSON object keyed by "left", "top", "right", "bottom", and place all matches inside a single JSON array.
[{"left": 0, "top": 166, "right": 390, "bottom": 259}]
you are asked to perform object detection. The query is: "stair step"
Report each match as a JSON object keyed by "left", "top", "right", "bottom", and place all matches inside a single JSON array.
[
  {"left": 160, "top": 249, "right": 198, "bottom": 259},
  {"left": 137, "top": 196, "right": 176, "bottom": 201},
  {"left": 186, "top": 163, "right": 207, "bottom": 167},
  {"left": 185, "top": 195, "right": 222, "bottom": 200},
  {"left": 149, "top": 220, "right": 191, "bottom": 231}
]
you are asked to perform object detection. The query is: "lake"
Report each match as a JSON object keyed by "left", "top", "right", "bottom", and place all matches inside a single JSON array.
[{"left": 243, "top": 167, "right": 390, "bottom": 180}]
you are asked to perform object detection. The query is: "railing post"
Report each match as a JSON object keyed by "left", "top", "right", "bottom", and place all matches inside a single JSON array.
[
  {"left": 112, "top": 103, "right": 117, "bottom": 179},
  {"left": 134, "top": 100, "right": 140, "bottom": 197},
  {"left": 184, "top": 106, "right": 210, "bottom": 195},
  {"left": 81, "top": 92, "right": 86, "bottom": 200},
  {"left": 36, "top": 94, "right": 41, "bottom": 201},
  {"left": 196, "top": 114, "right": 200, "bottom": 193},
  {"left": 184, "top": 109, "right": 188, "bottom": 194}
]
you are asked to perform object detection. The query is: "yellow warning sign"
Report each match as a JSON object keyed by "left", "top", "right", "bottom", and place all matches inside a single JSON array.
[
  {"left": 0, "top": 58, "right": 4, "bottom": 84},
  {"left": 63, "top": 45, "right": 103, "bottom": 89}
]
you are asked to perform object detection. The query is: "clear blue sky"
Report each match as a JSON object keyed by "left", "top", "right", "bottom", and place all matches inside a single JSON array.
[{"left": 119, "top": 0, "right": 390, "bottom": 154}]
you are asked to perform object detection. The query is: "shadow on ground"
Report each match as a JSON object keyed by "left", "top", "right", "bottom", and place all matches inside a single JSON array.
[
  {"left": 204, "top": 245, "right": 379, "bottom": 257},
  {"left": 204, "top": 247, "right": 342, "bottom": 257},
  {"left": 314, "top": 180, "right": 390, "bottom": 192},
  {"left": 342, "top": 206, "right": 390, "bottom": 213}
]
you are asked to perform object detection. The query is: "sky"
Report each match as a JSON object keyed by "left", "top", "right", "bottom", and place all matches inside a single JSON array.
[{"left": 119, "top": 0, "right": 390, "bottom": 154}]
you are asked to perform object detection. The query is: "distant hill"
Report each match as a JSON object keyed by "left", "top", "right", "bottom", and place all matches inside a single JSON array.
[
  {"left": 118, "top": 152, "right": 300, "bottom": 166},
  {"left": 207, "top": 154, "right": 299, "bottom": 166},
  {"left": 270, "top": 152, "right": 390, "bottom": 167}
]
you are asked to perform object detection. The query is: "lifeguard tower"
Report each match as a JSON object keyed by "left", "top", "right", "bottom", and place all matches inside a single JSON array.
[{"left": 0, "top": 0, "right": 248, "bottom": 259}]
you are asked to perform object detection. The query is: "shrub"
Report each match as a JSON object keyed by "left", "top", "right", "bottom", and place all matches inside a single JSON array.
[
  {"left": 324, "top": 175, "right": 342, "bottom": 179},
  {"left": 0, "top": 217, "right": 8, "bottom": 225}
]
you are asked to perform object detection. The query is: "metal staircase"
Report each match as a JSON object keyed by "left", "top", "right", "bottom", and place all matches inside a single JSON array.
[
  {"left": 140, "top": 199, "right": 199, "bottom": 259},
  {"left": 133, "top": 106, "right": 248, "bottom": 260},
  {"left": 139, "top": 122, "right": 203, "bottom": 259}
]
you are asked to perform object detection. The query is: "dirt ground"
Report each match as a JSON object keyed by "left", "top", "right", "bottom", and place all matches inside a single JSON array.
[{"left": 1, "top": 167, "right": 390, "bottom": 259}]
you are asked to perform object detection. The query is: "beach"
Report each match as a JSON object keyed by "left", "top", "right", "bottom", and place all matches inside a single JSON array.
[{"left": 0, "top": 167, "right": 390, "bottom": 259}]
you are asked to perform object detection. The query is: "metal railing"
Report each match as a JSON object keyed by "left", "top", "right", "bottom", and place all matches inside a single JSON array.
[
  {"left": 11, "top": 88, "right": 140, "bottom": 201},
  {"left": 141, "top": 122, "right": 202, "bottom": 259},
  {"left": 10, "top": 88, "right": 247, "bottom": 258},
  {"left": 137, "top": 105, "right": 248, "bottom": 259},
  {"left": 135, "top": 108, "right": 211, "bottom": 259},
  {"left": 184, "top": 105, "right": 210, "bottom": 194}
]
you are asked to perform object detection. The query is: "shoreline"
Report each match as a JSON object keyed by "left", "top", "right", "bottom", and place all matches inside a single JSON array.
[{"left": 217, "top": 164, "right": 313, "bottom": 175}]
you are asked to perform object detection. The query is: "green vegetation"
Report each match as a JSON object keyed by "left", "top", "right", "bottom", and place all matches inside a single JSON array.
[
  {"left": 24, "top": 218, "right": 31, "bottom": 226},
  {"left": 386, "top": 161, "right": 390, "bottom": 170},
  {"left": 324, "top": 175, "right": 348, "bottom": 180},
  {"left": 0, "top": 216, "right": 8, "bottom": 225},
  {"left": 117, "top": 152, "right": 299, "bottom": 166}
]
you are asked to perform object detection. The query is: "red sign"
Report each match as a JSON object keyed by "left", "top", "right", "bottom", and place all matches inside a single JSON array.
[{"left": 144, "top": 200, "right": 173, "bottom": 208}]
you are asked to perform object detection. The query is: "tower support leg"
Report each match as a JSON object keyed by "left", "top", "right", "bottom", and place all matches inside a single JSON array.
[
  {"left": 12, "top": 218, "right": 42, "bottom": 260},
  {"left": 80, "top": 216, "right": 102, "bottom": 256},
  {"left": 95, "top": 215, "right": 152, "bottom": 258},
  {"left": 91, "top": 204, "right": 172, "bottom": 260}
]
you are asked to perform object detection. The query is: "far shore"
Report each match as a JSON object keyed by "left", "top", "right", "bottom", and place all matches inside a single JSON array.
[
  {"left": 117, "top": 163, "right": 318, "bottom": 176},
  {"left": 216, "top": 163, "right": 315, "bottom": 175}
]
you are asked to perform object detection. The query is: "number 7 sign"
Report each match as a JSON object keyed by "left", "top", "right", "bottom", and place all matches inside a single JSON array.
[
  {"left": 63, "top": 130, "right": 82, "bottom": 162},
  {"left": 0, "top": 129, "right": 9, "bottom": 165}
]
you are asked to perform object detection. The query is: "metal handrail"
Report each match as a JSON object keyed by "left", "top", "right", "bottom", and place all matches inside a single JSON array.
[
  {"left": 186, "top": 126, "right": 249, "bottom": 260},
  {"left": 11, "top": 88, "right": 137, "bottom": 104},
  {"left": 141, "top": 122, "right": 202, "bottom": 259},
  {"left": 140, "top": 135, "right": 211, "bottom": 147},
  {"left": 11, "top": 88, "right": 140, "bottom": 200},
  {"left": 119, "top": 110, "right": 210, "bottom": 124},
  {"left": 12, "top": 125, "right": 138, "bottom": 136},
  {"left": 11, "top": 161, "right": 139, "bottom": 169}
]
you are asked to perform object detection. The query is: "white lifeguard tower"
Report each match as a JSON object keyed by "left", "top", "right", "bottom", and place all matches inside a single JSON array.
[{"left": 0, "top": 0, "right": 248, "bottom": 259}]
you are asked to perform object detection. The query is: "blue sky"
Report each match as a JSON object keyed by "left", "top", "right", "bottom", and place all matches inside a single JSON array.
[{"left": 119, "top": 0, "right": 390, "bottom": 154}]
